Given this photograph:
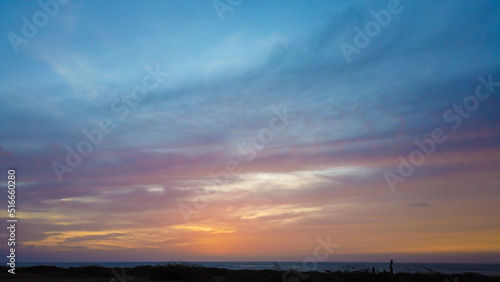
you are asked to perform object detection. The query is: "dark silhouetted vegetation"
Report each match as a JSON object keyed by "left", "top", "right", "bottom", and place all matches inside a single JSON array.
[{"left": 0, "top": 262, "right": 498, "bottom": 281}]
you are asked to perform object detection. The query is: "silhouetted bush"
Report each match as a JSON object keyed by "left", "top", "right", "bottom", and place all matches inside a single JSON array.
[{"left": 0, "top": 264, "right": 498, "bottom": 281}]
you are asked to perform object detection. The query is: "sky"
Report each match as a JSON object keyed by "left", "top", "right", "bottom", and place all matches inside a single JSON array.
[{"left": 0, "top": 0, "right": 499, "bottom": 263}]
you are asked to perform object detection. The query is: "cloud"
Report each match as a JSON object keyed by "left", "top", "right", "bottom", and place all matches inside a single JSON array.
[
  {"left": 0, "top": 0, "right": 499, "bottom": 262},
  {"left": 64, "top": 232, "right": 127, "bottom": 243}
]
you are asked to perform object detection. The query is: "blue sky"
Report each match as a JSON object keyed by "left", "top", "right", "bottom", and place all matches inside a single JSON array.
[{"left": 0, "top": 0, "right": 499, "bottom": 263}]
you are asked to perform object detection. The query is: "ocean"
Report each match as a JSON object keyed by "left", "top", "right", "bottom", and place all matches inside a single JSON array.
[{"left": 16, "top": 261, "right": 500, "bottom": 276}]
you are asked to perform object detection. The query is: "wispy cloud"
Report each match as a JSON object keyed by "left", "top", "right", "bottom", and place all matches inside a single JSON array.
[{"left": 0, "top": 0, "right": 499, "bottom": 263}]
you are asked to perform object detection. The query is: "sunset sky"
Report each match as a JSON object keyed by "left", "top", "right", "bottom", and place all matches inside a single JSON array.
[{"left": 0, "top": 0, "right": 499, "bottom": 263}]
